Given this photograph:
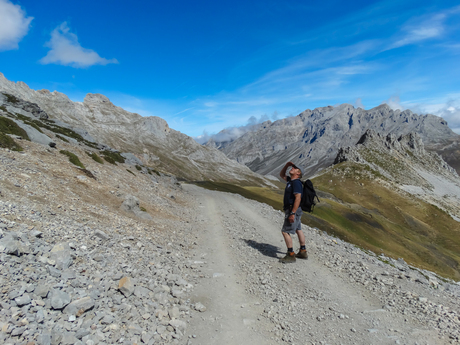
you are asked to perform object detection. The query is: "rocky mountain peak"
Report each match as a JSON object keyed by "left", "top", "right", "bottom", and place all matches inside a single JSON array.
[
  {"left": 333, "top": 129, "right": 460, "bottom": 221},
  {"left": 216, "top": 103, "right": 459, "bottom": 178},
  {"left": 337, "top": 129, "right": 428, "bottom": 164},
  {"left": 83, "top": 93, "right": 112, "bottom": 105},
  {"left": 333, "top": 128, "right": 459, "bottom": 217},
  {"left": 0, "top": 73, "right": 272, "bottom": 185}
]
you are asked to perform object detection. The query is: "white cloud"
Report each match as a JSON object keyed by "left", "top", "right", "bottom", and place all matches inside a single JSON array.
[
  {"left": 388, "top": 13, "right": 447, "bottom": 50},
  {"left": 382, "top": 95, "right": 404, "bottom": 111},
  {"left": 354, "top": 98, "right": 365, "bottom": 109},
  {"left": 39, "top": 22, "right": 118, "bottom": 68},
  {"left": 420, "top": 97, "right": 460, "bottom": 135},
  {"left": 194, "top": 113, "right": 272, "bottom": 144},
  {"left": 0, "top": 0, "right": 33, "bottom": 51}
]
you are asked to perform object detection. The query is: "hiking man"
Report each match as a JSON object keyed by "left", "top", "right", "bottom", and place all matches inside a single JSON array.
[{"left": 279, "top": 161, "right": 308, "bottom": 263}]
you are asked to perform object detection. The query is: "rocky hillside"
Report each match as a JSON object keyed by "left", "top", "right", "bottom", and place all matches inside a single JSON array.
[
  {"left": 0, "top": 132, "right": 203, "bottom": 345},
  {"left": 1, "top": 138, "right": 460, "bottom": 345},
  {"left": 0, "top": 73, "right": 272, "bottom": 186},
  {"left": 334, "top": 130, "right": 460, "bottom": 220},
  {"left": 303, "top": 130, "right": 460, "bottom": 279},
  {"left": 208, "top": 103, "right": 460, "bottom": 178}
]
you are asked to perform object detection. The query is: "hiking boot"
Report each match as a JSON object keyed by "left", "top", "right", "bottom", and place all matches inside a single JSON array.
[
  {"left": 279, "top": 251, "right": 296, "bottom": 263},
  {"left": 296, "top": 249, "right": 308, "bottom": 259}
]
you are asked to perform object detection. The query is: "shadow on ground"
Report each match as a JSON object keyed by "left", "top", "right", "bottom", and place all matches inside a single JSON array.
[{"left": 244, "top": 239, "right": 284, "bottom": 258}]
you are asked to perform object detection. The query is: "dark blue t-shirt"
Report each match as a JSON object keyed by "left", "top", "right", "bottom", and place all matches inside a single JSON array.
[{"left": 283, "top": 177, "right": 303, "bottom": 210}]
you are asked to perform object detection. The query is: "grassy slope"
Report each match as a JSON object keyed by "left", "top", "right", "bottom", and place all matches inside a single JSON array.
[
  {"left": 193, "top": 161, "right": 460, "bottom": 280},
  {"left": 312, "top": 162, "right": 460, "bottom": 280}
]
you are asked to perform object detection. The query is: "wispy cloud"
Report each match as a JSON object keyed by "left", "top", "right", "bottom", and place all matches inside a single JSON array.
[
  {"left": 382, "top": 95, "right": 404, "bottom": 110},
  {"left": 95, "top": 4, "right": 460, "bottom": 139},
  {"left": 173, "top": 107, "right": 194, "bottom": 116},
  {"left": 189, "top": 6, "right": 460, "bottom": 138},
  {"left": 39, "top": 22, "right": 118, "bottom": 68},
  {"left": 247, "top": 40, "right": 379, "bottom": 90},
  {"left": 0, "top": 0, "right": 33, "bottom": 51},
  {"left": 195, "top": 113, "right": 273, "bottom": 144},
  {"left": 385, "top": 6, "right": 460, "bottom": 51},
  {"left": 413, "top": 96, "right": 460, "bottom": 135}
]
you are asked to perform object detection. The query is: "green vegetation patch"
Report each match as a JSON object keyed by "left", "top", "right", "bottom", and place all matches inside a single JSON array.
[
  {"left": 126, "top": 169, "right": 135, "bottom": 176},
  {"left": 0, "top": 115, "right": 30, "bottom": 140},
  {"left": 56, "top": 134, "right": 69, "bottom": 143},
  {"left": 40, "top": 122, "right": 98, "bottom": 148},
  {"left": 85, "top": 151, "right": 104, "bottom": 164},
  {"left": 2, "top": 93, "right": 20, "bottom": 104},
  {"left": 100, "top": 150, "right": 125, "bottom": 165},
  {"left": 0, "top": 132, "right": 23, "bottom": 151},
  {"left": 135, "top": 165, "right": 142, "bottom": 171},
  {"left": 59, "top": 150, "right": 85, "bottom": 169},
  {"left": 5, "top": 111, "right": 100, "bottom": 149}
]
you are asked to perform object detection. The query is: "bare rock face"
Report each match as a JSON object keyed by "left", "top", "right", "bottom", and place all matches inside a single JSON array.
[
  {"left": 213, "top": 103, "right": 460, "bottom": 177},
  {"left": 0, "top": 73, "right": 271, "bottom": 185},
  {"left": 334, "top": 129, "right": 460, "bottom": 219}
]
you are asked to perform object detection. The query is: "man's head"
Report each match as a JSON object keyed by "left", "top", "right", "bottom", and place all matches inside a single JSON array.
[{"left": 289, "top": 164, "right": 303, "bottom": 179}]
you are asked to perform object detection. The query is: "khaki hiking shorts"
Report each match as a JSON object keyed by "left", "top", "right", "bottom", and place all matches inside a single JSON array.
[{"left": 281, "top": 208, "right": 302, "bottom": 234}]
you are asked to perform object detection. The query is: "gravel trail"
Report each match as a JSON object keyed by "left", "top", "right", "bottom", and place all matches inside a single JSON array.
[
  {"left": 1, "top": 141, "right": 459, "bottom": 345},
  {"left": 186, "top": 190, "right": 270, "bottom": 345},
  {"left": 185, "top": 184, "right": 457, "bottom": 345}
]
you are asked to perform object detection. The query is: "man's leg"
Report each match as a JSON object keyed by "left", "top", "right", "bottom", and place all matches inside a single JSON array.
[
  {"left": 280, "top": 231, "right": 296, "bottom": 263},
  {"left": 282, "top": 231, "right": 293, "bottom": 249},
  {"left": 296, "top": 230, "right": 305, "bottom": 247},
  {"left": 295, "top": 229, "right": 308, "bottom": 259},
  {"left": 280, "top": 211, "right": 296, "bottom": 263}
]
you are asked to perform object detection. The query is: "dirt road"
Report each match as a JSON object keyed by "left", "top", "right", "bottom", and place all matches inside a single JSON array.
[{"left": 185, "top": 184, "right": 450, "bottom": 345}]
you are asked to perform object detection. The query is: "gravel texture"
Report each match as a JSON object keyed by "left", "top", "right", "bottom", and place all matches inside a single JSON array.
[{"left": 1, "top": 139, "right": 460, "bottom": 345}]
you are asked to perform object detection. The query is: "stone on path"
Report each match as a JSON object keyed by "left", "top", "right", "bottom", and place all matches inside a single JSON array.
[
  {"left": 63, "top": 296, "right": 95, "bottom": 316},
  {"left": 118, "top": 276, "right": 135, "bottom": 297},
  {"left": 50, "top": 289, "right": 71, "bottom": 310}
]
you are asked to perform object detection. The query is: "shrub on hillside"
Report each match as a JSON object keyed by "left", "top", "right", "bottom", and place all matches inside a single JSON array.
[
  {"left": 59, "top": 150, "right": 85, "bottom": 169},
  {"left": 0, "top": 132, "right": 23, "bottom": 151},
  {"left": 0, "top": 116, "right": 30, "bottom": 140},
  {"left": 100, "top": 150, "right": 125, "bottom": 165},
  {"left": 86, "top": 151, "right": 104, "bottom": 164}
]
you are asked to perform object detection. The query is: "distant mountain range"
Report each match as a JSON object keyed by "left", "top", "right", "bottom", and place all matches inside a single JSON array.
[
  {"left": 206, "top": 104, "right": 460, "bottom": 177},
  {"left": 0, "top": 72, "right": 272, "bottom": 186},
  {"left": 2, "top": 72, "right": 459, "bottom": 278}
]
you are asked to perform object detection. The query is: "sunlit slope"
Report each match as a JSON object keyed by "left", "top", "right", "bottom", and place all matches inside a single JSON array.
[
  {"left": 310, "top": 161, "right": 460, "bottom": 280},
  {"left": 194, "top": 164, "right": 460, "bottom": 280},
  {"left": 195, "top": 130, "right": 460, "bottom": 279}
]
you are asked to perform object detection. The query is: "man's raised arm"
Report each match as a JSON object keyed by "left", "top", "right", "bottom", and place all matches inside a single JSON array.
[{"left": 280, "top": 161, "right": 294, "bottom": 181}]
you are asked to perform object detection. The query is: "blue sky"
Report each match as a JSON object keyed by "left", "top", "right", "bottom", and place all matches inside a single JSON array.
[{"left": 1, "top": 0, "right": 459, "bottom": 141}]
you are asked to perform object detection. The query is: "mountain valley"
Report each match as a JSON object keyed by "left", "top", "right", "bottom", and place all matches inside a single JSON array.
[
  {"left": 207, "top": 104, "right": 460, "bottom": 178},
  {"left": 1, "top": 73, "right": 460, "bottom": 344}
]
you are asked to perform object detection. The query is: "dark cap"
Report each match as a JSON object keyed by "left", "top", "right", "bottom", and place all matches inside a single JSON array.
[{"left": 290, "top": 164, "right": 303, "bottom": 176}]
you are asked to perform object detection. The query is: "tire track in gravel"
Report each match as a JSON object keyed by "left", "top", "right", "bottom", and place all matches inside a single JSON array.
[
  {"left": 186, "top": 185, "right": 272, "bottom": 345},
  {"left": 186, "top": 185, "right": 445, "bottom": 345}
]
